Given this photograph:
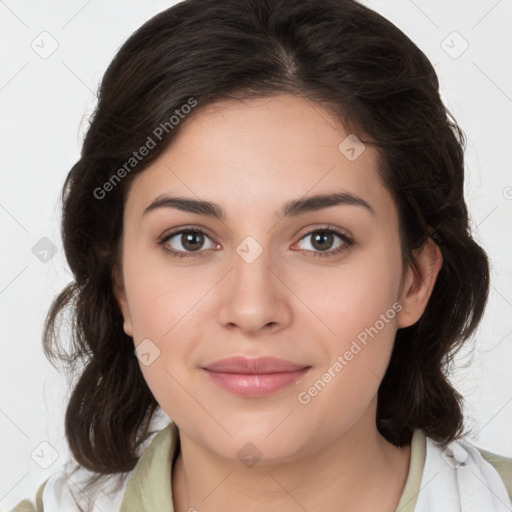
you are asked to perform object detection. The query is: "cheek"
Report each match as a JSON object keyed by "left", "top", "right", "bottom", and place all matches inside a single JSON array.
[
  {"left": 320, "top": 288, "right": 399, "bottom": 389},
  {"left": 297, "top": 244, "right": 402, "bottom": 402},
  {"left": 122, "top": 245, "right": 204, "bottom": 339},
  {"left": 295, "top": 291, "right": 400, "bottom": 434},
  {"left": 122, "top": 250, "right": 212, "bottom": 411},
  {"left": 306, "top": 242, "right": 402, "bottom": 339},
  {"left": 138, "top": 353, "right": 201, "bottom": 430}
]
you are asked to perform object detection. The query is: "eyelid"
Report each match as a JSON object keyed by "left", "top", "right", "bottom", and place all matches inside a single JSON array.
[
  {"left": 160, "top": 224, "right": 216, "bottom": 242},
  {"left": 294, "top": 223, "right": 353, "bottom": 242}
]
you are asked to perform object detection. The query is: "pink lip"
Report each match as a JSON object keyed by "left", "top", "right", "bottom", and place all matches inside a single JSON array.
[{"left": 201, "top": 356, "right": 311, "bottom": 397}]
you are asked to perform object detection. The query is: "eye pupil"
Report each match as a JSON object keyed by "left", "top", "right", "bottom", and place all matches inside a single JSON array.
[
  {"left": 312, "top": 231, "right": 333, "bottom": 251},
  {"left": 182, "top": 231, "right": 204, "bottom": 251}
]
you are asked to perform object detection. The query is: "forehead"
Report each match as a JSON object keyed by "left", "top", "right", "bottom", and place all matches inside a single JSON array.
[{"left": 125, "top": 94, "right": 396, "bottom": 223}]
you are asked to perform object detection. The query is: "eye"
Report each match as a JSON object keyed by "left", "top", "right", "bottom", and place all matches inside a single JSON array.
[
  {"left": 158, "top": 225, "right": 353, "bottom": 259},
  {"left": 293, "top": 227, "right": 353, "bottom": 258},
  {"left": 159, "top": 228, "right": 220, "bottom": 258}
]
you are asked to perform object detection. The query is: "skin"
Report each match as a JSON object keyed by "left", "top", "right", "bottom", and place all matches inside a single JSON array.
[{"left": 114, "top": 94, "right": 442, "bottom": 512}]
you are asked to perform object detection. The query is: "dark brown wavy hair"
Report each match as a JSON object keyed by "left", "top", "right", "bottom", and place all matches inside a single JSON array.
[{"left": 44, "top": 0, "right": 489, "bottom": 493}]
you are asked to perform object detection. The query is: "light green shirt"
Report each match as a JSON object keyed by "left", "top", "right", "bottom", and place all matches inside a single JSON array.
[{"left": 12, "top": 421, "right": 512, "bottom": 511}]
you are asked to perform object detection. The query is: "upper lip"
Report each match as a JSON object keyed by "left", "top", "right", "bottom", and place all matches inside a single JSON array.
[{"left": 201, "top": 356, "right": 310, "bottom": 374}]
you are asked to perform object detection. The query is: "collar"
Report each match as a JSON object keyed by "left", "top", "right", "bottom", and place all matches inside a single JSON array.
[
  {"left": 119, "top": 422, "right": 426, "bottom": 512},
  {"left": 120, "top": 421, "right": 180, "bottom": 511}
]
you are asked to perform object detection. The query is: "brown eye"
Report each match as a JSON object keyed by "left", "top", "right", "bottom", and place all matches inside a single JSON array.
[
  {"left": 178, "top": 231, "right": 205, "bottom": 251},
  {"left": 310, "top": 231, "right": 336, "bottom": 251},
  {"left": 160, "top": 229, "right": 219, "bottom": 258},
  {"left": 295, "top": 228, "right": 354, "bottom": 258}
]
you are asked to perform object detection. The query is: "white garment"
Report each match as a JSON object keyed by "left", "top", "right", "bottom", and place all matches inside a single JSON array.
[
  {"left": 414, "top": 436, "right": 511, "bottom": 512},
  {"left": 42, "top": 463, "right": 129, "bottom": 512}
]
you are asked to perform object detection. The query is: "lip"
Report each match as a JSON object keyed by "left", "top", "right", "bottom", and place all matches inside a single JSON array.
[
  {"left": 200, "top": 356, "right": 311, "bottom": 397},
  {"left": 203, "top": 356, "right": 308, "bottom": 374}
]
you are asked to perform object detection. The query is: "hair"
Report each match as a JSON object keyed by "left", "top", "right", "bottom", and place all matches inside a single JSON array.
[{"left": 44, "top": 0, "right": 489, "bottom": 497}]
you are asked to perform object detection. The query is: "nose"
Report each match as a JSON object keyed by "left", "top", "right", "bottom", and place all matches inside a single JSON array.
[{"left": 217, "top": 240, "right": 293, "bottom": 336}]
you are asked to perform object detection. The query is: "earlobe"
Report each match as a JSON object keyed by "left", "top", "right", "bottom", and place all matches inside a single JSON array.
[
  {"left": 397, "top": 237, "right": 443, "bottom": 329},
  {"left": 112, "top": 265, "right": 133, "bottom": 337}
]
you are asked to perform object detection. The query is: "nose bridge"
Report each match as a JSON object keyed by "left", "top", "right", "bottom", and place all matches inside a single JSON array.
[
  {"left": 232, "top": 234, "right": 276, "bottom": 303},
  {"left": 233, "top": 237, "right": 271, "bottom": 288},
  {"left": 217, "top": 234, "right": 288, "bottom": 332}
]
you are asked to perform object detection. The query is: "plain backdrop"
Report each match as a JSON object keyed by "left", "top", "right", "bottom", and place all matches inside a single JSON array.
[{"left": 1, "top": 0, "right": 511, "bottom": 509}]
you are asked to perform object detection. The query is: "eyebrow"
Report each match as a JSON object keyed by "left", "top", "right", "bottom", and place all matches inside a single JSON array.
[{"left": 143, "top": 192, "right": 376, "bottom": 219}]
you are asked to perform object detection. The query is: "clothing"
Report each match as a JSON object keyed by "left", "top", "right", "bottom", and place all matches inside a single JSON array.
[{"left": 12, "top": 421, "right": 512, "bottom": 511}]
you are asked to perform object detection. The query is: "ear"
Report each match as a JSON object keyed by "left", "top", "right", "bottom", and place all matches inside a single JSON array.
[
  {"left": 112, "top": 264, "right": 133, "bottom": 337},
  {"left": 397, "top": 237, "right": 443, "bottom": 329}
]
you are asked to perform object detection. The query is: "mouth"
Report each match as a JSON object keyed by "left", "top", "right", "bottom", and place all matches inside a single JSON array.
[{"left": 200, "top": 356, "right": 311, "bottom": 397}]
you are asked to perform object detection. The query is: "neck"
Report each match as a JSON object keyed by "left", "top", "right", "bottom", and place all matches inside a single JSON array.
[{"left": 171, "top": 414, "right": 411, "bottom": 512}]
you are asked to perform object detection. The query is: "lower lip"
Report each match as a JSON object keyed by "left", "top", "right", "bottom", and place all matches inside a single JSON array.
[{"left": 201, "top": 368, "right": 311, "bottom": 397}]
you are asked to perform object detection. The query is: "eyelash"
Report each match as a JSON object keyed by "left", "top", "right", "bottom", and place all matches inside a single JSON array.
[{"left": 158, "top": 225, "right": 354, "bottom": 259}]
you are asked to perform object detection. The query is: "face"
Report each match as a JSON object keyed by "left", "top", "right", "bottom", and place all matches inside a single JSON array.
[{"left": 114, "top": 94, "right": 438, "bottom": 464}]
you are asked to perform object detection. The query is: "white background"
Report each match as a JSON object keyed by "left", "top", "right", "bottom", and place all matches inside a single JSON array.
[{"left": 1, "top": 0, "right": 511, "bottom": 509}]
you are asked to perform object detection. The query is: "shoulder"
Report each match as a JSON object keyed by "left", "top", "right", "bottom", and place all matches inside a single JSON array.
[
  {"left": 10, "top": 464, "right": 130, "bottom": 512},
  {"left": 11, "top": 479, "right": 47, "bottom": 512},
  {"left": 415, "top": 433, "right": 512, "bottom": 511},
  {"left": 475, "top": 446, "right": 512, "bottom": 501},
  {"left": 9, "top": 423, "right": 173, "bottom": 512}
]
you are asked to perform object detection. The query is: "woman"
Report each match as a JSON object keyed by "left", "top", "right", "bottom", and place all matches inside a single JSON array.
[{"left": 13, "top": 0, "right": 511, "bottom": 510}]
